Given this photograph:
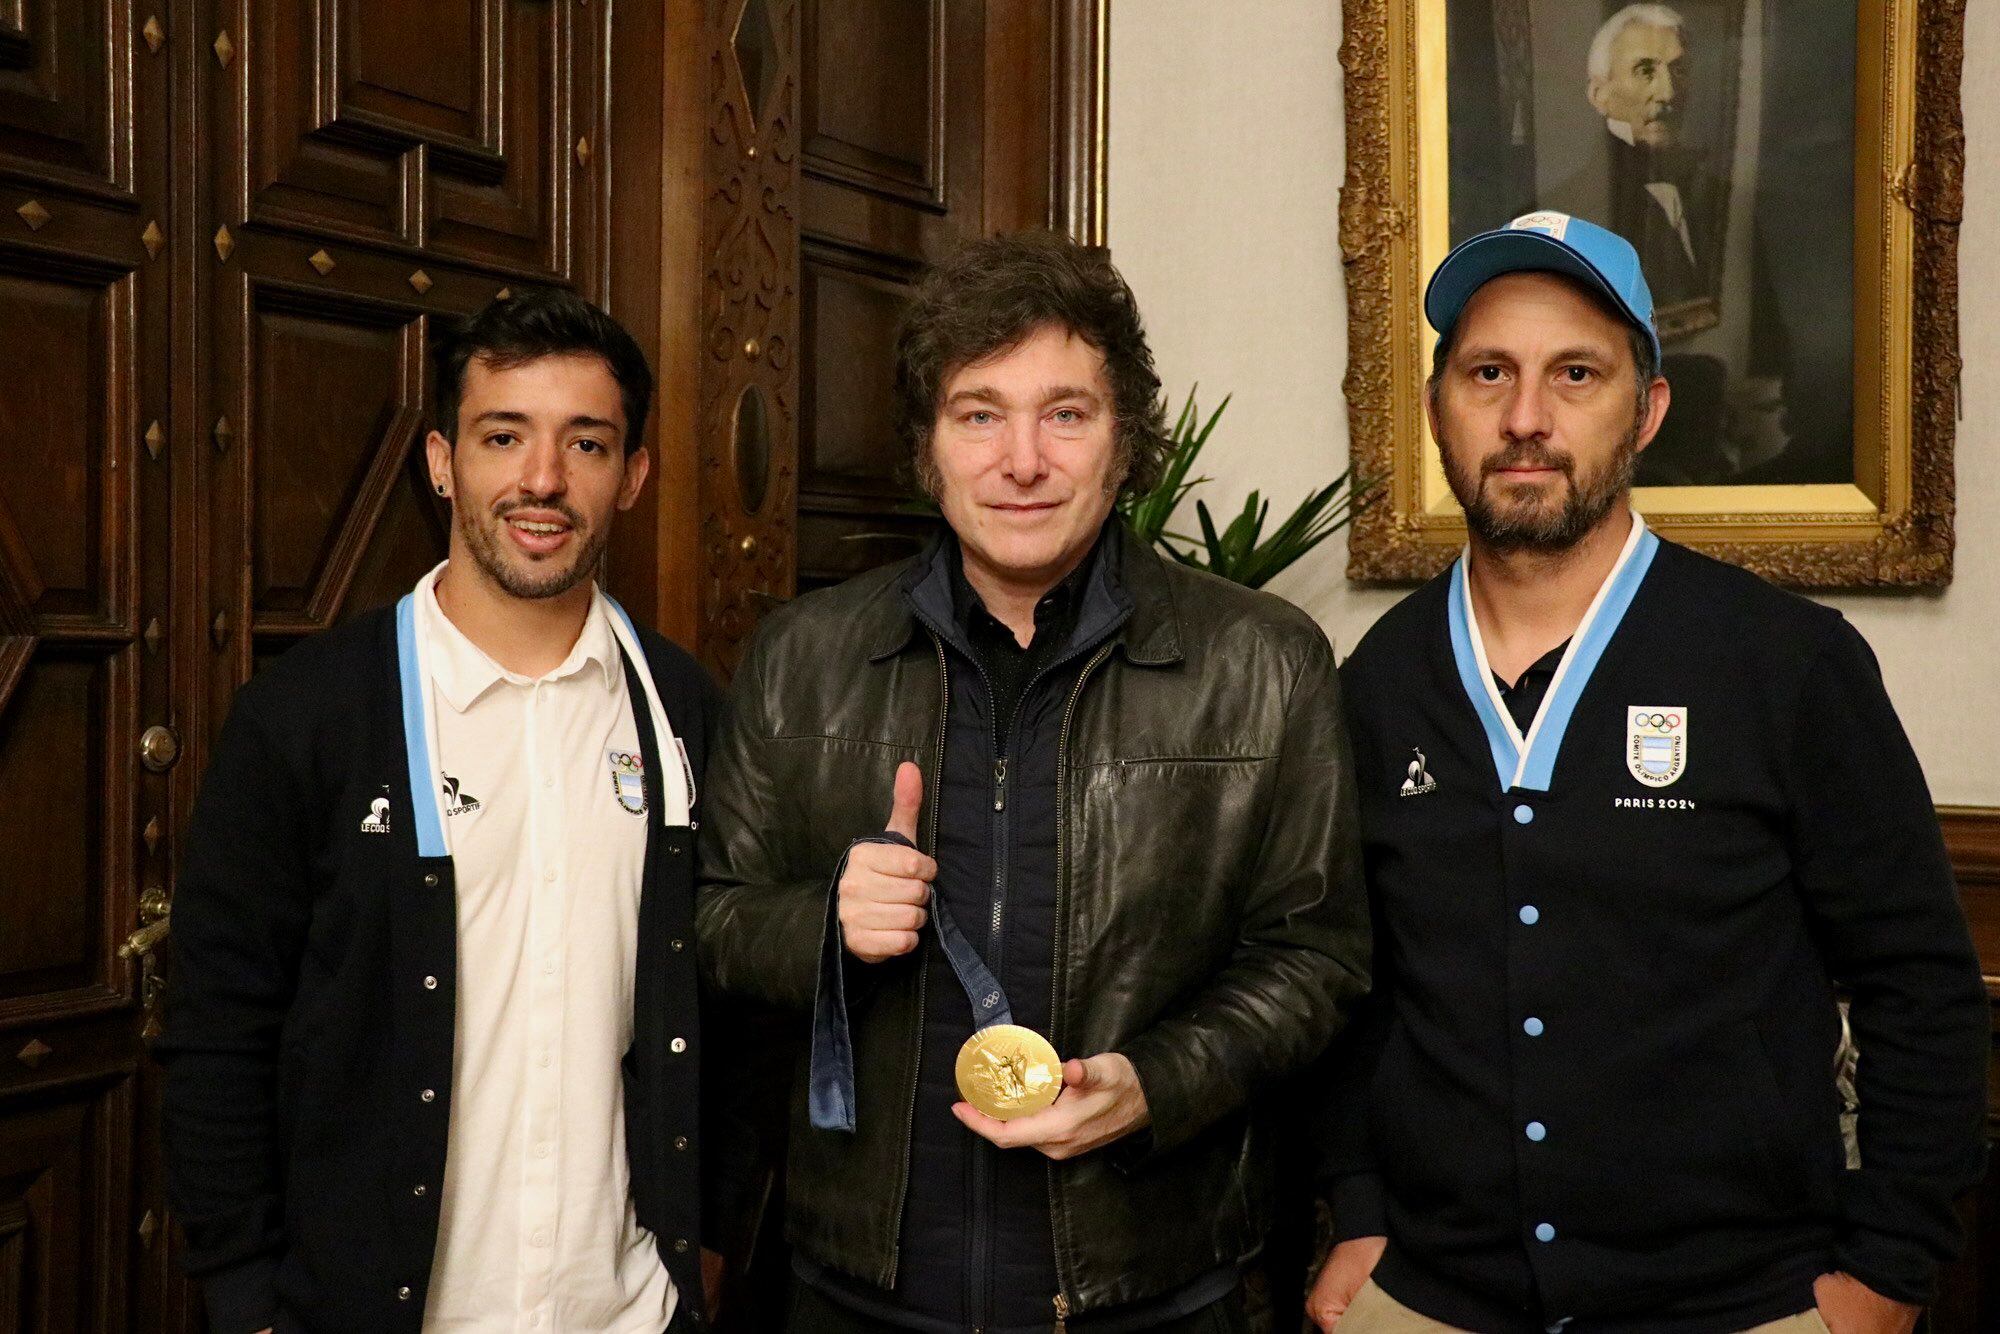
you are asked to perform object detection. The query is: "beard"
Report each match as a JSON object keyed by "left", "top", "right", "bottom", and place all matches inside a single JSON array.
[
  {"left": 1442, "top": 421, "right": 1640, "bottom": 555},
  {"left": 456, "top": 492, "right": 607, "bottom": 600}
]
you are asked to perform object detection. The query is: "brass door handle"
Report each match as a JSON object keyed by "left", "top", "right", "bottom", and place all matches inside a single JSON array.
[
  {"left": 120, "top": 917, "right": 171, "bottom": 960},
  {"left": 139, "top": 884, "right": 171, "bottom": 923}
]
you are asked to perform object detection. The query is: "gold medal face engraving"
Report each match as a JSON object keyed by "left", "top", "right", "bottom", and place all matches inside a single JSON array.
[{"left": 955, "top": 1024, "right": 1062, "bottom": 1120}]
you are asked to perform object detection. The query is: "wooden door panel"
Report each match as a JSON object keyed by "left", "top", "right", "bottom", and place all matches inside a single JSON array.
[
  {"left": 243, "top": 0, "right": 575, "bottom": 280},
  {"left": 0, "top": 1064, "right": 137, "bottom": 1331},
  {"left": 339, "top": 452, "right": 454, "bottom": 620},
  {"left": 215, "top": 273, "right": 450, "bottom": 668},
  {"left": 338, "top": 0, "right": 491, "bottom": 149},
  {"left": 0, "top": 250, "right": 149, "bottom": 635},
  {"left": 0, "top": 656, "right": 107, "bottom": 983},
  {"left": 801, "top": 0, "right": 942, "bottom": 206},
  {"left": 246, "top": 288, "right": 424, "bottom": 627},
  {"left": 0, "top": 644, "right": 137, "bottom": 1028},
  {"left": 0, "top": 264, "right": 131, "bottom": 623},
  {"left": 0, "top": 0, "right": 128, "bottom": 198},
  {"left": 798, "top": 243, "right": 913, "bottom": 500},
  {"left": 0, "top": 256, "right": 140, "bottom": 1029},
  {"left": 427, "top": 1, "right": 571, "bottom": 276}
]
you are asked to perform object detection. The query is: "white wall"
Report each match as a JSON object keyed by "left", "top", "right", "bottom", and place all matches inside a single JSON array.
[{"left": 1108, "top": 0, "right": 2000, "bottom": 806}]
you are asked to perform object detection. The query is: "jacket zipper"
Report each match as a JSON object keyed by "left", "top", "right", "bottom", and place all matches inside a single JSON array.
[
  {"left": 970, "top": 662, "right": 1017, "bottom": 1326},
  {"left": 903, "top": 614, "right": 1106, "bottom": 1316},
  {"left": 884, "top": 634, "right": 952, "bottom": 1290},
  {"left": 1046, "top": 640, "right": 1116, "bottom": 1322},
  {"left": 945, "top": 635, "right": 1050, "bottom": 1324}
]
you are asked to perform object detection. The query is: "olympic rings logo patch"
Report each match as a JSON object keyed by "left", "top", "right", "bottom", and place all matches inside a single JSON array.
[{"left": 1626, "top": 706, "right": 1688, "bottom": 788}]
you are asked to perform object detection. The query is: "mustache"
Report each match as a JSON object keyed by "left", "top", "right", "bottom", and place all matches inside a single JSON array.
[
  {"left": 1481, "top": 443, "right": 1575, "bottom": 479},
  {"left": 492, "top": 496, "right": 586, "bottom": 527}
]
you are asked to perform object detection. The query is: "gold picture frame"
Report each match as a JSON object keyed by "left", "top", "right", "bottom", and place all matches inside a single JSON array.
[{"left": 1340, "top": 0, "right": 1964, "bottom": 587}]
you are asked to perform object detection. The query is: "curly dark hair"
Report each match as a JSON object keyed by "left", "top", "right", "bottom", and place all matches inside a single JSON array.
[
  {"left": 434, "top": 287, "right": 654, "bottom": 454},
  {"left": 893, "top": 230, "right": 1170, "bottom": 498}
]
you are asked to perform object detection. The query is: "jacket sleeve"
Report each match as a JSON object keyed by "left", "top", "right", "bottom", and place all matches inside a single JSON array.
[
  {"left": 694, "top": 625, "right": 838, "bottom": 1011},
  {"left": 1304, "top": 960, "right": 1392, "bottom": 1241},
  {"left": 154, "top": 683, "right": 314, "bottom": 1334},
  {"left": 1303, "top": 665, "right": 1391, "bottom": 1240},
  {"left": 1116, "top": 631, "right": 1373, "bottom": 1157},
  {"left": 678, "top": 647, "right": 789, "bottom": 1266},
  {"left": 1785, "top": 619, "right": 1989, "bottom": 1304}
]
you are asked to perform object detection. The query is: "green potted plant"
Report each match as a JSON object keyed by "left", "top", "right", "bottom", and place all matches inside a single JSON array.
[{"left": 1120, "top": 389, "right": 1379, "bottom": 590}]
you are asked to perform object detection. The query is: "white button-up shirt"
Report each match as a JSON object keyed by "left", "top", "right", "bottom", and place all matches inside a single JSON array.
[{"left": 415, "top": 567, "right": 684, "bottom": 1333}]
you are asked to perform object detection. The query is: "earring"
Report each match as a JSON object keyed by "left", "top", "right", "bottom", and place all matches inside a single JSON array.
[{"left": 435, "top": 483, "right": 447, "bottom": 496}]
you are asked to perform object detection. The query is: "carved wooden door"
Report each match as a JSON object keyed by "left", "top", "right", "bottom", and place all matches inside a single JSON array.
[
  {"left": 0, "top": 1, "right": 654, "bottom": 1327},
  {"left": 0, "top": 2, "right": 184, "bottom": 1327},
  {"left": 687, "top": 0, "right": 1105, "bottom": 673}
]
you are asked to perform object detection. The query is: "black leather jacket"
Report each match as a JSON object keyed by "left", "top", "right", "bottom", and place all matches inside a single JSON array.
[{"left": 696, "top": 522, "right": 1371, "bottom": 1316}]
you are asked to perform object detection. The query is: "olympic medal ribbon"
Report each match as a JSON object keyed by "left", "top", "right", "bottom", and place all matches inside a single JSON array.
[{"left": 808, "top": 830, "right": 1016, "bottom": 1132}]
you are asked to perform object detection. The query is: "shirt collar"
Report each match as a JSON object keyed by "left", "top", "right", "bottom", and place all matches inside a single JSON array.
[
  {"left": 944, "top": 523, "right": 1105, "bottom": 643},
  {"left": 416, "top": 562, "right": 623, "bottom": 713},
  {"left": 1494, "top": 639, "right": 1571, "bottom": 697},
  {"left": 1606, "top": 117, "right": 1639, "bottom": 147}
]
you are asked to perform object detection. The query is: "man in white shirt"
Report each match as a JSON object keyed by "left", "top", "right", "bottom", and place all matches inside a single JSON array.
[{"left": 162, "top": 289, "right": 725, "bottom": 1334}]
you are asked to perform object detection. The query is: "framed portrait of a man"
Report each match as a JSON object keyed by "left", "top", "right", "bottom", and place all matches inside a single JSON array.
[{"left": 1340, "top": 0, "right": 1963, "bottom": 586}]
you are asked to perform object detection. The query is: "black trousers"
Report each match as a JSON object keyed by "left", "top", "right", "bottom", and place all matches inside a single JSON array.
[{"left": 785, "top": 1282, "right": 1250, "bottom": 1334}]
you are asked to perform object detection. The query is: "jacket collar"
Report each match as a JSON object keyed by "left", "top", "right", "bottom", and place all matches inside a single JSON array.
[{"left": 863, "top": 518, "right": 1184, "bottom": 667}]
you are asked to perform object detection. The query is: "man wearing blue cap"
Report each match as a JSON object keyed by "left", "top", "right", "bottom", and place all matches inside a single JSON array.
[{"left": 1304, "top": 213, "right": 1988, "bottom": 1334}]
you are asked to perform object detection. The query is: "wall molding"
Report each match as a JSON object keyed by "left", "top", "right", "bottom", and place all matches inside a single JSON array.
[
  {"left": 1940, "top": 805, "right": 2000, "bottom": 995},
  {"left": 1942, "top": 806, "right": 2000, "bottom": 882}
]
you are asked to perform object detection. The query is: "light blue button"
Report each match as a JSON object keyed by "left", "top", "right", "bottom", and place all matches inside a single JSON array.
[
  {"left": 1526, "top": 1121, "right": 1547, "bottom": 1142},
  {"left": 1513, "top": 803, "right": 1534, "bottom": 824},
  {"left": 1519, "top": 904, "right": 1540, "bottom": 925},
  {"left": 1535, "top": 1222, "right": 1557, "bottom": 1243},
  {"left": 1523, "top": 1016, "right": 1545, "bottom": 1036}
]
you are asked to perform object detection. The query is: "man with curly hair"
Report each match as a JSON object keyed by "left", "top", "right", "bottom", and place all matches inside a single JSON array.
[{"left": 697, "top": 230, "right": 1371, "bottom": 1331}]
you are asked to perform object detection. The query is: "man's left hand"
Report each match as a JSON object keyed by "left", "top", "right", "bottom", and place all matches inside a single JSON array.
[
  {"left": 1813, "top": 1272, "right": 1921, "bottom": 1334},
  {"left": 951, "top": 1052, "right": 1150, "bottom": 1160}
]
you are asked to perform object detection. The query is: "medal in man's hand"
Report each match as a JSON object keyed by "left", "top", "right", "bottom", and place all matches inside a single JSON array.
[{"left": 955, "top": 1024, "right": 1062, "bottom": 1121}]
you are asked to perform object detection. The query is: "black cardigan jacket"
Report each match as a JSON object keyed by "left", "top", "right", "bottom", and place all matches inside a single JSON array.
[
  {"left": 1313, "top": 538, "right": 1988, "bottom": 1333},
  {"left": 157, "top": 604, "right": 723, "bottom": 1334}
]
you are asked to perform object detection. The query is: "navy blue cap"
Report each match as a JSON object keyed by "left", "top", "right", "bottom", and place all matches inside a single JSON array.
[{"left": 1424, "top": 211, "right": 1662, "bottom": 366}]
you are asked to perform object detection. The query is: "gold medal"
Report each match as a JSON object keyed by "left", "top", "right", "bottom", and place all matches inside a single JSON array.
[{"left": 955, "top": 1024, "right": 1063, "bottom": 1120}]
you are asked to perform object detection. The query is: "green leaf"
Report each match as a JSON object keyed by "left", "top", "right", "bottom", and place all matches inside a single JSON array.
[{"left": 1114, "top": 386, "right": 1383, "bottom": 587}]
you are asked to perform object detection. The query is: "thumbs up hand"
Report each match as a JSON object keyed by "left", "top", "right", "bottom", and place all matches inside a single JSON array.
[{"left": 838, "top": 762, "right": 937, "bottom": 964}]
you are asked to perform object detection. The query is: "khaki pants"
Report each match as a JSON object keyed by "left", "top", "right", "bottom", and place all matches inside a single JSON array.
[{"left": 1337, "top": 1278, "right": 1833, "bottom": 1334}]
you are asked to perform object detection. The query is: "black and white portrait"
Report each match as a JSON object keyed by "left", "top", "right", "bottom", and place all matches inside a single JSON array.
[{"left": 1444, "top": 0, "right": 1857, "bottom": 486}]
